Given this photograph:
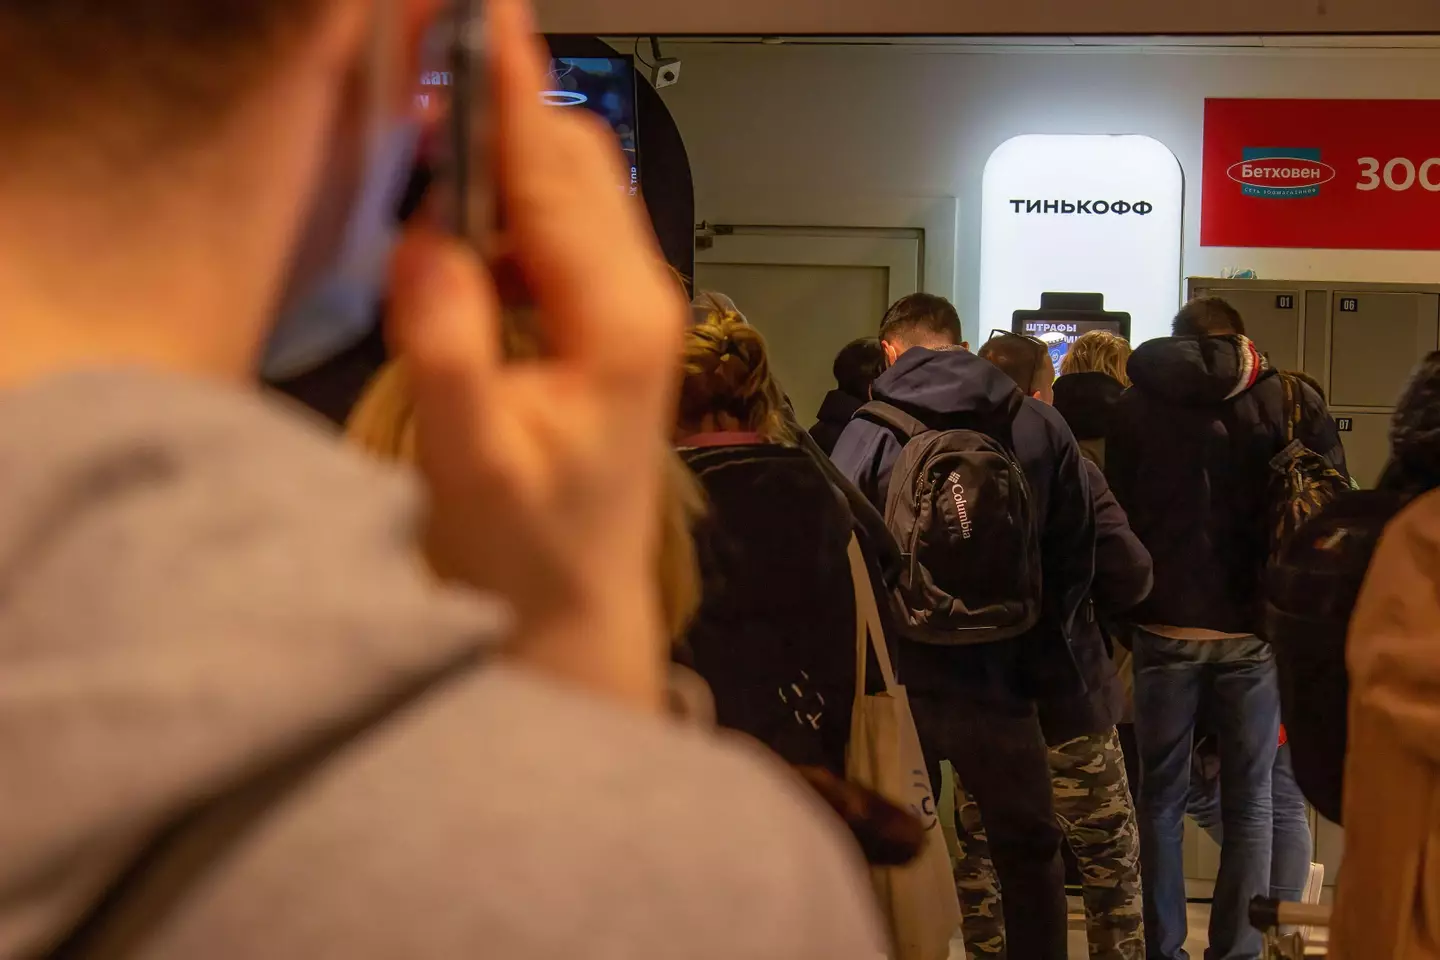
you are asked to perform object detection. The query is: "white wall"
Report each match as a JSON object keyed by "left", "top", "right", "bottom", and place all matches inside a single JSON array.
[{"left": 660, "top": 42, "right": 1440, "bottom": 339}]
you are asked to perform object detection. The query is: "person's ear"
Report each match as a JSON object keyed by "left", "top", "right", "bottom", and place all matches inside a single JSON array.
[
  {"left": 882, "top": 340, "right": 900, "bottom": 367},
  {"left": 960, "top": 341, "right": 971, "bottom": 353}
]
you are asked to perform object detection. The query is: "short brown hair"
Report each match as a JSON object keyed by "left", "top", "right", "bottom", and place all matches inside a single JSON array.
[
  {"left": 1174, "top": 297, "right": 1246, "bottom": 338},
  {"left": 879, "top": 293, "right": 963, "bottom": 347},
  {"left": 0, "top": 2, "right": 323, "bottom": 150},
  {"left": 980, "top": 333, "right": 1052, "bottom": 395}
]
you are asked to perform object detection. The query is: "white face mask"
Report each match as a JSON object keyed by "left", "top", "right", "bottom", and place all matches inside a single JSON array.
[{"left": 261, "top": 0, "right": 421, "bottom": 381}]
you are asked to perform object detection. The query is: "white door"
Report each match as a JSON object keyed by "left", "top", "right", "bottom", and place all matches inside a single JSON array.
[{"left": 695, "top": 227, "right": 922, "bottom": 426}]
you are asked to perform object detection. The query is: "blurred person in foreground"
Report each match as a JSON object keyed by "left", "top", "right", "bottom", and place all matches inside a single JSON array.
[
  {"left": 0, "top": 1, "right": 883, "bottom": 957},
  {"left": 812, "top": 337, "right": 887, "bottom": 456},
  {"left": 1331, "top": 351, "right": 1440, "bottom": 960}
]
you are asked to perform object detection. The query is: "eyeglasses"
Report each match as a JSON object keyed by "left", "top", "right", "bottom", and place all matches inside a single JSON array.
[{"left": 986, "top": 329, "right": 1054, "bottom": 394}]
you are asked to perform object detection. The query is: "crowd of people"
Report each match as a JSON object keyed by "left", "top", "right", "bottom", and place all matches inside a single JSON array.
[{"left": 2, "top": 0, "right": 1439, "bottom": 959}]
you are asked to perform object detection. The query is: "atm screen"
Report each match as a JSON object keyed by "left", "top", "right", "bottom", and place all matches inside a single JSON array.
[{"left": 1018, "top": 317, "right": 1128, "bottom": 374}]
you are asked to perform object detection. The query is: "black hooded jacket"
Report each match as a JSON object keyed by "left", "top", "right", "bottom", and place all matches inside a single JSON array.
[
  {"left": 811, "top": 390, "right": 865, "bottom": 457},
  {"left": 1053, "top": 371, "right": 1125, "bottom": 470},
  {"left": 1109, "top": 335, "right": 1347, "bottom": 634},
  {"left": 831, "top": 347, "right": 1095, "bottom": 704},
  {"left": 681, "top": 443, "right": 858, "bottom": 778}
]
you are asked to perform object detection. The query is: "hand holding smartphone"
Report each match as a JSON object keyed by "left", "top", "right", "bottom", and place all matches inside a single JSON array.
[{"left": 387, "top": 0, "right": 687, "bottom": 711}]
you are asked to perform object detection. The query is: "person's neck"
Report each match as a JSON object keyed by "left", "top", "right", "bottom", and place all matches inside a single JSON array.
[
  {"left": 0, "top": 56, "right": 345, "bottom": 391},
  {"left": 0, "top": 218, "right": 271, "bottom": 388}
]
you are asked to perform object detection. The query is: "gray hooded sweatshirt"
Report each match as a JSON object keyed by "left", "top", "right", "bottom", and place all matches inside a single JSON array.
[{"left": 0, "top": 371, "right": 884, "bottom": 960}]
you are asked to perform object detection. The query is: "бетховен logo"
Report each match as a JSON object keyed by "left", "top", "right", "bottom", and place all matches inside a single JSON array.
[{"left": 1227, "top": 148, "right": 1336, "bottom": 199}]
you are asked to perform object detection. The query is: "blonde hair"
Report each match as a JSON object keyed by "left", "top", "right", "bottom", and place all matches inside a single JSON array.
[
  {"left": 1061, "top": 330, "right": 1134, "bottom": 386},
  {"left": 346, "top": 358, "right": 705, "bottom": 641},
  {"left": 680, "top": 306, "right": 789, "bottom": 442}
]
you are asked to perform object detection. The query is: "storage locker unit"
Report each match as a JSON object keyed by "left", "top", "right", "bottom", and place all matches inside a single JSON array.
[{"left": 1188, "top": 278, "right": 1440, "bottom": 488}]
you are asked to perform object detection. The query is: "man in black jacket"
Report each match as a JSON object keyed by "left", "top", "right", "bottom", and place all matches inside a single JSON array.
[
  {"left": 1107, "top": 297, "right": 1347, "bottom": 960},
  {"left": 811, "top": 338, "right": 886, "bottom": 456},
  {"left": 832, "top": 296, "right": 1095, "bottom": 960}
]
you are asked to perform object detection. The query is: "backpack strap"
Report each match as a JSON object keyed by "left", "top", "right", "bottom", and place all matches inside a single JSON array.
[
  {"left": 1278, "top": 373, "right": 1302, "bottom": 445},
  {"left": 855, "top": 401, "right": 931, "bottom": 442}
]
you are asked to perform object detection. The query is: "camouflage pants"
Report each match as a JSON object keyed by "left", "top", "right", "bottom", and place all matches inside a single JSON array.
[{"left": 954, "top": 728, "right": 1144, "bottom": 959}]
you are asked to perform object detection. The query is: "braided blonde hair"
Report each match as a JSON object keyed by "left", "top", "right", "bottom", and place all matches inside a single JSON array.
[
  {"left": 1061, "top": 330, "right": 1134, "bottom": 386},
  {"left": 680, "top": 305, "right": 790, "bottom": 443}
]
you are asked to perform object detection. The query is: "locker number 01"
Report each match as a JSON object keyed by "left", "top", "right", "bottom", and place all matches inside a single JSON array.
[{"left": 1357, "top": 157, "right": 1440, "bottom": 192}]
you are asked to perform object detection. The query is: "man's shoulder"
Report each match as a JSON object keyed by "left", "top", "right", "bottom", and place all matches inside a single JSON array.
[
  {"left": 137, "top": 666, "right": 885, "bottom": 959},
  {"left": 1022, "top": 396, "right": 1075, "bottom": 435}
]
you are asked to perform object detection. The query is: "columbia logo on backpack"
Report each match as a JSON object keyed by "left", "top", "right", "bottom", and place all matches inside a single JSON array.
[
  {"left": 857, "top": 400, "right": 1042, "bottom": 645},
  {"left": 948, "top": 471, "right": 974, "bottom": 540}
]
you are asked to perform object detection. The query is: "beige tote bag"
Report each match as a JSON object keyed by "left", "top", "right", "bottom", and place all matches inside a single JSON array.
[{"left": 845, "top": 537, "right": 961, "bottom": 960}]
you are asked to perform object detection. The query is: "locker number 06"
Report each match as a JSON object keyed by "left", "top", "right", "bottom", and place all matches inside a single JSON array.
[{"left": 1357, "top": 157, "right": 1440, "bottom": 192}]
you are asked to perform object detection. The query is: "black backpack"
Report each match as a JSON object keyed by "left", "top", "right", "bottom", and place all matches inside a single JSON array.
[
  {"left": 856, "top": 400, "right": 1042, "bottom": 646},
  {"left": 1267, "top": 373, "right": 1351, "bottom": 564},
  {"left": 1265, "top": 489, "right": 1410, "bottom": 824}
]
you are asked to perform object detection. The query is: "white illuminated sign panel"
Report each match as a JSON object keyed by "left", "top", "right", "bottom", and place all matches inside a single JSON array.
[{"left": 980, "top": 135, "right": 1184, "bottom": 346}]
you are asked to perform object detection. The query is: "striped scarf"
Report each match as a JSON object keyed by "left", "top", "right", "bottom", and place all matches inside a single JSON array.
[{"left": 1223, "top": 335, "right": 1268, "bottom": 400}]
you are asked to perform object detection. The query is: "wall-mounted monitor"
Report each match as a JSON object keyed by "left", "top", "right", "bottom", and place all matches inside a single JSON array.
[
  {"left": 542, "top": 56, "right": 640, "bottom": 197},
  {"left": 416, "top": 51, "right": 640, "bottom": 197},
  {"left": 1012, "top": 292, "right": 1132, "bottom": 374}
]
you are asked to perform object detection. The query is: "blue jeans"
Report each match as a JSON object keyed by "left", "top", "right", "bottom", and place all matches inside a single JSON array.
[
  {"left": 1134, "top": 632, "right": 1280, "bottom": 960},
  {"left": 1188, "top": 744, "right": 1313, "bottom": 903}
]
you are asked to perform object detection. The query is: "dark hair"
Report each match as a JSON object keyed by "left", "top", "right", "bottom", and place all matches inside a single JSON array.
[
  {"left": 979, "top": 333, "right": 1051, "bottom": 394},
  {"left": 1384, "top": 350, "right": 1440, "bottom": 493},
  {"left": 1174, "top": 297, "right": 1246, "bottom": 338},
  {"left": 0, "top": 2, "right": 323, "bottom": 147},
  {"left": 832, "top": 338, "right": 887, "bottom": 400},
  {"left": 879, "top": 293, "right": 962, "bottom": 347}
]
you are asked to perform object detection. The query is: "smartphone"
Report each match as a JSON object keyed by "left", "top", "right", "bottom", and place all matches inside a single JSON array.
[
  {"left": 425, "top": 0, "right": 546, "bottom": 355},
  {"left": 444, "top": 0, "right": 492, "bottom": 250}
]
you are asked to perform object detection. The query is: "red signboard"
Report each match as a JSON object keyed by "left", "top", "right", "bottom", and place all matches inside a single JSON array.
[{"left": 1202, "top": 98, "right": 1440, "bottom": 250}]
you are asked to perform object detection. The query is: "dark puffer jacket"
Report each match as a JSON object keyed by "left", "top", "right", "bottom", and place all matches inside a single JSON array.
[
  {"left": 811, "top": 390, "right": 865, "bottom": 458},
  {"left": 1052, "top": 371, "right": 1125, "bottom": 470},
  {"left": 681, "top": 442, "right": 859, "bottom": 778},
  {"left": 1109, "top": 335, "right": 1348, "bottom": 634}
]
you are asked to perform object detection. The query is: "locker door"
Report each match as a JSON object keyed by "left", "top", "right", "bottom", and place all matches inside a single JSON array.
[
  {"left": 1329, "top": 292, "right": 1440, "bottom": 409},
  {"left": 1192, "top": 286, "right": 1304, "bottom": 373},
  {"left": 1334, "top": 413, "right": 1393, "bottom": 490}
]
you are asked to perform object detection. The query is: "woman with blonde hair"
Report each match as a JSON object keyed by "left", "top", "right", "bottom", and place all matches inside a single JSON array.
[
  {"left": 676, "top": 302, "right": 860, "bottom": 781},
  {"left": 1061, "top": 329, "right": 1134, "bottom": 387},
  {"left": 1054, "top": 330, "right": 1133, "bottom": 471}
]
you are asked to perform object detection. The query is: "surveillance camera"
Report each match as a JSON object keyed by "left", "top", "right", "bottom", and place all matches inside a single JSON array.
[{"left": 650, "top": 58, "right": 681, "bottom": 89}]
